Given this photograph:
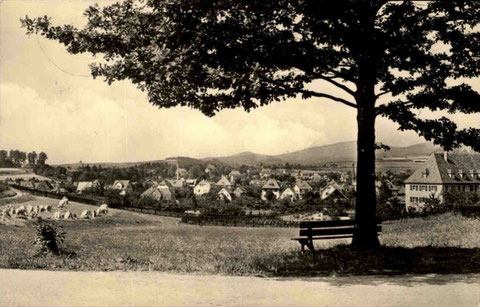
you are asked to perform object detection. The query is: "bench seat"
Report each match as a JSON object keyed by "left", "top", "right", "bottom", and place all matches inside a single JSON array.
[{"left": 291, "top": 219, "right": 382, "bottom": 253}]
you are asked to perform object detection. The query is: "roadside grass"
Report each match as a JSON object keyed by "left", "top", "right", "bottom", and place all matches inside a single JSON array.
[{"left": 0, "top": 210, "right": 479, "bottom": 276}]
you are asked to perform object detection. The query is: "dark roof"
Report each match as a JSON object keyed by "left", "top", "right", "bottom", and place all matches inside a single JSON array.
[{"left": 405, "top": 153, "right": 480, "bottom": 184}]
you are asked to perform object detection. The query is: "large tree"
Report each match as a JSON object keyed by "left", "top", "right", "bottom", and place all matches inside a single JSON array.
[{"left": 22, "top": 0, "right": 480, "bottom": 248}]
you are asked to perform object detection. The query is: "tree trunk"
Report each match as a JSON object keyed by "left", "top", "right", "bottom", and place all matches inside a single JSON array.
[{"left": 352, "top": 101, "right": 380, "bottom": 249}]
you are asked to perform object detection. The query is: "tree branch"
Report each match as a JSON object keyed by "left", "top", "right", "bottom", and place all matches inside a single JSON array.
[
  {"left": 375, "top": 90, "right": 391, "bottom": 98},
  {"left": 316, "top": 75, "right": 356, "bottom": 97},
  {"left": 300, "top": 89, "right": 357, "bottom": 109}
]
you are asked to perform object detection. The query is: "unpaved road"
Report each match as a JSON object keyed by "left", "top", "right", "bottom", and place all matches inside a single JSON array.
[{"left": 0, "top": 270, "right": 479, "bottom": 306}]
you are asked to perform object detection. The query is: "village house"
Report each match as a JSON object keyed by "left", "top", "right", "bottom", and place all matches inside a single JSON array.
[
  {"left": 217, "top": 187, "right": 233, "bottom": 202},
  {"left": 215, "top": 175, "right": 233, "bottom": 188},
  {"left": 20, "top": 180, "right": 36, "bottom": 189},
  {"left": 261, "top": 178, "right": 280, "bottom": 200},
  {"left": 76, "top": 181, "right": 93, "bottom": 194},
  {"left": 112, "top": 180, "right": 133, "bottom": 196},
  {"left": 249, "top": 179, "right": 265, "bottom": 187},
  {"left": 185, "top": 179, "right": 197, "bottom": 188},
  {"left": 229, "top": 170, "right": 242, "bottom": 184},
  {"left": 166, "top": 178, "right": 185, "bottom": 189},
  {"left": 141, "top": 183, "right": 173, "bottom": 201},
  {"left": 35, "top": 180, "right": 54, "bottom": 192},
  {"left": 280, "top": 187, "right": 296, "bottom": 201},
  {"left": 204, "top": 164, "right": 217, "bottom": 174},
  {"left": 194, "top": 180, "right": 212, "bottom": 196},
  {"left": 176, "top": 168, "right": 188, "bottom": 179},
  {"left": 320, "top": 182, "right": 347, "bottom": 201},
  {"left": 233, "top": 187, "right": 246, "bottom": 198},
  {"left": 404, "top": 152, "right": 480, "bottom": 210},
  {"left": 294, "top": 180, "right": 313, "bottom": 199},
  {"left": 259, "top": 168, "right": 272, "bottom": 179}
]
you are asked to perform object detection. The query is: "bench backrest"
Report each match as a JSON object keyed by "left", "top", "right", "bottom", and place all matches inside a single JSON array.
[{"left": 299, "top": 219, "right": 382, "bottom": 237}]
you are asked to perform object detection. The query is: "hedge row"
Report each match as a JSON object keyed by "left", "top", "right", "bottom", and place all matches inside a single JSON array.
[
  {"left": 9, "top": 184, "right": 107, "bottom": 205},
  {"left": 181, "top": 214, "right": 300, "bottom": 228}
]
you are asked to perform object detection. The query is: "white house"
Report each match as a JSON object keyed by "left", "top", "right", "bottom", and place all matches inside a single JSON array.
[
  {"left": 217, "top": 188, "right": 233, "bottom": 202},
  {"left": 294, "top": 180, "right": 313, "bottom": 199},
  {"left": 404, "top": 152, "right": 480, "bottom": 210},
  {"left": 320, "top": 183, "right": 346, "bottom": 201},
  {"left": 112, "top": 180, "right": 133, "bottom": 196},
  {"left": 216, "top": 175, "right": 233, "bottom": 188},
  {"left": 261, "top": 178, "right": 280, "bottom": 200},
  {"left": 280, "top": 188, "right": 296, "bottom": 201},
  {"left": 194, "top": 180, "right": 212, "bottom": 196}
]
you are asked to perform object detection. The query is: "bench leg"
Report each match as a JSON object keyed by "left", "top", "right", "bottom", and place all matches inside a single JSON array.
[
  {"left": 306, "top": 239, "right": 318, "bottom": 264},
  {"left": 299, "top": 239, "right": 307, "bottom": 254}
]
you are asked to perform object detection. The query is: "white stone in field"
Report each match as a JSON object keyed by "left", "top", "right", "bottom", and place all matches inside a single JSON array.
[{"left": 26, "top": 206, "right": 33, "bottom": 214}]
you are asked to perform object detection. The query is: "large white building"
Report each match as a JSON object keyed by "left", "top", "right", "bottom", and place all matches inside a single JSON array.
[{"left": 404, "top": 153, "right": 480, "bottom": 210}]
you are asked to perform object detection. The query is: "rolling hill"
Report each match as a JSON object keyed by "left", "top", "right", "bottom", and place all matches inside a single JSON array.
[
  {"left": 202, "top": 141, "right": 442, "bottom": 166},
  {"left": 56, "top": 141, "right": 447, "bottom": 168}
]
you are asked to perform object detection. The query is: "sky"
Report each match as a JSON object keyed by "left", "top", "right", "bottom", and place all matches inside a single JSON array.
[{"left": 1, "top": 1, "right": 479, "bottom": 164}]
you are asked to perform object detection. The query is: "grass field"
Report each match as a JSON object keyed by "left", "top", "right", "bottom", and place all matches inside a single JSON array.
[{"left": 1, "top": 195, "right": 479, "bottom": 276}]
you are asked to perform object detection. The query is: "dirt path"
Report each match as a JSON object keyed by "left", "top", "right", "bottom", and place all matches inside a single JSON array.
[{"left": 0, "top": 269, "right": 479, "bottom": 306}]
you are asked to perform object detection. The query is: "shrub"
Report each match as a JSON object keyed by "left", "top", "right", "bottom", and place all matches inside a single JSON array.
[
  {"left": 377, "top": 197, "right": 406, "bottom": 221},
  {"left": 32, "top": 220, "right": 66, "bottom": 255}
]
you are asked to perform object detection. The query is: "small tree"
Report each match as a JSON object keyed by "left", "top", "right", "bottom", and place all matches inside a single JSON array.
[{"left": 32, "top": 220, "right": 66, "bottom": 255}]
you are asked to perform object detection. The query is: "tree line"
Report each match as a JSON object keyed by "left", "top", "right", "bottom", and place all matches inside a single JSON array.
[{"left": 0, "top": 150, "right": 48, "bottom": 168}]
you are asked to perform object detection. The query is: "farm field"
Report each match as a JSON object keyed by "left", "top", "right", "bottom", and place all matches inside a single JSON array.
[
  {"left": 1, "top": 194, "right": 479, "bottom": 276},
  {"left": 0, "top": 168, "right": 50, "bottom": 181}
]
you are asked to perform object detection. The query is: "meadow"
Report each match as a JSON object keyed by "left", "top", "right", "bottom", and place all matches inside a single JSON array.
[{"left": 1, "top": 195, "right": 479, "bottom": 276}]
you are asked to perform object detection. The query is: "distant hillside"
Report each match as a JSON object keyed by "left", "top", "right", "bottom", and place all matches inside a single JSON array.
[
  {"left": 56, "top": 156, "right": 205, "bottom": 169},
  {"left": 201, "top": 141, "right": 442, "bottom": 166},
  {"left": 56, "top": 141, "right": 445, "bottom": 168},
  {"left": 202, "top": 152, "right": 284, "bottom": 166},
  {"left": 164, "top": 156, "right": 206, "bottom": 168},
  {"left": 376, "top": 142, "right": 441, "bottom": 158}
]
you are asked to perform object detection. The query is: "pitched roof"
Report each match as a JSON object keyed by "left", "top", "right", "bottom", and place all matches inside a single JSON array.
[
  {"left": 113, "top": 180, "right": 130, "bottom": 189},
  {"left": 165, "top": 179, "right": 184, "bottom": 188},
  {"left": 229, "top": 170, "right": 241, "bottom": 176},
  {"left": 405, "top": 153, "right": 480, "bottom": 184},
  {"left": 77, "top": 181, "right": 93, "bottom": 191},
  {"left": 295, "top": 180, "right": 312, "bottom": 190},
  {"left": 281, "top": 187, "right": 295, "bottom": 195},
  {"left": 216, "top": 175, "right": 232, "bottom": 186},
  {"left": 262, "top": 178, "right": 280, "bottom": 190},
  {"left": 195, "top": 180, "right": 212, "bottom": 187}
]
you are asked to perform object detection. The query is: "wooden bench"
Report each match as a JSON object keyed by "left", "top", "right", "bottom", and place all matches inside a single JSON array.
[{"left": 291, "top": 219, "right": 382, "bottom": 253}]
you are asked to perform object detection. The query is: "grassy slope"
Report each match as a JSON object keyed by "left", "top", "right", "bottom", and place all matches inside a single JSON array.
[{"left": 0, "top": 196, "right": 479, "bottom": 276}]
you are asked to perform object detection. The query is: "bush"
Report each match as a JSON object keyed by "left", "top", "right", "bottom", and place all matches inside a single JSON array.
[
  {"left": 32, "top": 220, "right": 66, "bottom": 255},
  {"left": 377, "top": 197, "right": 406, "bottom": 221}
]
